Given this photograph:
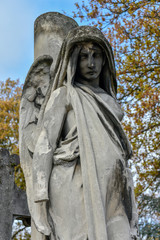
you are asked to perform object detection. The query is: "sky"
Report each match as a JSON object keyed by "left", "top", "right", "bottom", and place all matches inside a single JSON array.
[{"left": 0, "top": 0, "right": 83, "bottom": 83}]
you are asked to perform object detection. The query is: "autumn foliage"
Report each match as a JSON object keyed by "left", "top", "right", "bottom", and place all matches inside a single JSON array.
[
  {"left": 73, "top": 0, "right": 160, "bottom": 238},
  {"left": 0, "top": 79, "right": 26, "bottom": 190},
  {"left": 0, "top": 79, "right": 22, "bottom": 154}
]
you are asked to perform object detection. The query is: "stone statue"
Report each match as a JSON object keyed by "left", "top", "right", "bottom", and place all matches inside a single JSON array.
[{"left": 19, "top": 13, "right": 138, "bottom": 240}]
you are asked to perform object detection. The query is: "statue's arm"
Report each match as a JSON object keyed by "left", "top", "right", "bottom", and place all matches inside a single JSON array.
[
  {"left": 105, "top": 95, "right": 124, "bottom": 122},
  {"left": 32, "top": 86, "right": 68, "bottom": 202}
]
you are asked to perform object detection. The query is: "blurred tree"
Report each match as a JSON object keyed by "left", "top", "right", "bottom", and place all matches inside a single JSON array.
[
  {"left": 73, "top": 0, "right": 160, "bottom": 238},
  {"left": 0, "top": 78, "right": 25, "bottom": 189},
  {"left": 0, "top": 78, "right": 21, "bottom": 154}
]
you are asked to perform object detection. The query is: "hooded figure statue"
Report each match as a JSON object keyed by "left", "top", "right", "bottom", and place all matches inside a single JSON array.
[{"left": 20, "top": 26, "right": 138, "bottom": 240}]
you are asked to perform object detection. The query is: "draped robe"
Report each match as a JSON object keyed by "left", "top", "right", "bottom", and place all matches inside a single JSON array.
[{"left": 33, "top": 83, "right": 137, "bottom": 240}]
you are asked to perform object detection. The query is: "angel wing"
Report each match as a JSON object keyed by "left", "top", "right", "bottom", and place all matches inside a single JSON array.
[
  {"left": 20, "top": 55, "right": 53, "bottom": 154},
  {"left": 19, "top": 55, "right": 53, "bottom": 236}
]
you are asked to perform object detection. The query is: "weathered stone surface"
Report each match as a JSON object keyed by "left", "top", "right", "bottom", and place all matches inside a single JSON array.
[
  {"left": 20, "top": 14, "right": 138, "bottom": 240},
  {"left": 34, "top": 12, "right": 78, "bottom": 73},
  {"left": 0, "top": 149, "right": 14, "bottom": 240},
  {"left": 12, "top": 185, "right": 30, "bottom": 218},
  {"left": 0, "top": 149, "right": 30, "bottom": 240}
]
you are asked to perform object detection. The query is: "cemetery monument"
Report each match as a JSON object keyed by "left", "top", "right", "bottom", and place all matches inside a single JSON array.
[{"left": 19, "top": 12, "right": 138, "bottom": 240}]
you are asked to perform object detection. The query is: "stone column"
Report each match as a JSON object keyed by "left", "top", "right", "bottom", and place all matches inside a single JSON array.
[{"left": 34, "top": 12, "right": 78, "bottom": 73}]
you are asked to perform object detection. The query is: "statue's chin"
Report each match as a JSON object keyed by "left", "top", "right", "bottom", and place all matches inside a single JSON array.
[{"left": 75, "top": 76, "right": 100, "bottom": 88}]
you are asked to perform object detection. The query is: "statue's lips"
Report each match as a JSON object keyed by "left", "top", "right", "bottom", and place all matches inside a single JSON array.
[{"left": 86, "top": 71, "right": 97, "bottom": 75}]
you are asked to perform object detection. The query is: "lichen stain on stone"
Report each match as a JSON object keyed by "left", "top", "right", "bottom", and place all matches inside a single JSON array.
[
  {"left": 114, "top": 159, "right": 133, "bottom": 223},
  {"left": 37, "top": 171, "right": 47, "bottom": 191}
]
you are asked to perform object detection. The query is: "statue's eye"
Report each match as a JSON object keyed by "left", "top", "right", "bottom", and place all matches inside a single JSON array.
[
  {"left": 93, "top": 52, "right": 102, "bottom": 58},
  {"left": 80, "top": 54, "right": 88, "bottom": 59}
]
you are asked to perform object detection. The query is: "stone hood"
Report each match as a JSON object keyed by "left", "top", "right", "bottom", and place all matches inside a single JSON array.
[{"left": 52, "top": 26, "right": 117, "bottom": 98}]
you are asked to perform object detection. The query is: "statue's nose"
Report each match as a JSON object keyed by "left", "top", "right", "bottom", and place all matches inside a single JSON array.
[{"left": 88, "top": 55, "right": 95, "bottom": 68}]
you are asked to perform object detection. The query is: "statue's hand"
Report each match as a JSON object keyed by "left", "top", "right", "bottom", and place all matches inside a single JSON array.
[{"left": 34, "top": 201, "right": 51, "bottom": 236}]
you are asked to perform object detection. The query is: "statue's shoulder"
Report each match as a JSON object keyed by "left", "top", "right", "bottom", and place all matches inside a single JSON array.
[
  {"left": 50, "top": 85, "right": 67, "bottom": 97},
  {"left": 49, "top": 86, "right": 67, "bottom": 102},
  {"left": 46, "top": 86, "right": 68, "bottom": 111}
]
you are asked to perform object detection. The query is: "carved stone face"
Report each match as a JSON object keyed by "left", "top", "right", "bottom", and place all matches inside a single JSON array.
[{"left": 76, "top": 42, "right": 104, "bottom": 86}]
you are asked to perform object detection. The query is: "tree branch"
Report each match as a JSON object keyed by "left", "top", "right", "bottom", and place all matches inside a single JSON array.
[{"left": 12, "top": 226, "right": 26, "bottom": 239}]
